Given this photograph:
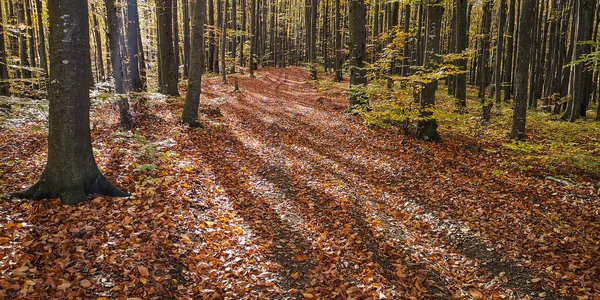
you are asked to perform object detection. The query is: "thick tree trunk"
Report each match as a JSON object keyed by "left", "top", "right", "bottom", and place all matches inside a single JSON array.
[
  {"left": 182, "top": 0, "right": 205, "bottom": 127},
  {"left": 157, "top": 0, "right": 180, "bottom": 96},
  {"left": 11, "top": 0, "right": 127, "bottom": 205},
  {"left": 416, "top": 0, "right": 443, "bottom": 142},
  {"left": 511, "top": 0, "right": 536, "bottom": 140},
  {"left": 348, "top": 0, "right": 366, "bottom": 89}
]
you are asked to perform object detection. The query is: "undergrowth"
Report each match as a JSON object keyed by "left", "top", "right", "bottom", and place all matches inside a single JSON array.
[{"left": 321, "top": 77, "right": 600, "bottom": 181}]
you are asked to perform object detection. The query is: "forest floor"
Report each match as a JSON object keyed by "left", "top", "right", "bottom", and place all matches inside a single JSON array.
[{"left": 1, "top": 67, "right": 599, "bottom": 299}]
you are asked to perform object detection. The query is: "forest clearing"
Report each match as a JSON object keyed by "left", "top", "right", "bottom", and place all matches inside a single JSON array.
[{"left": 0, "top": 0, "right": 599, "bottom": 298}]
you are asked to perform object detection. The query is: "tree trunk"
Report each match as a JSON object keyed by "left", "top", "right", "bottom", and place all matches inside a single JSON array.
[
  {"left": 503, "top": 0, "right": 516, "bottom": 101},
  {"left": 221, "top": 0, "right": 228, "bottom": 83},
  {"left": 333, "top": 0, "right": 342, "bottom": 81},
  {"left": 25, "top": 0, "right": 36, "bottom": 71},
  {"left": 416, "top": 0, "right": 443, "bottom": 142},
  {"left": 208, "top": 0, "right": 215, "bottom": 72},
  {"left": 127, "top": 0, "right": 143, "bottom": 91},
  {"left": 494, "top": 0, "right": 506, "bottom": 104},
  {"left": 249, "top": 0, "right": 256, "bottom": 76},
  {"left": 11, "top": 0, "right": 127, "bottom": 205},
  {"left": 17, "top": 1, "right": 30, "bottom": 79},
  {"left": 348, "top": 0, "right": 366, "bottom": 89},
  {"left": 510, "top": 0, "right": 536, "bottom": 140},
  {"left": 35, "top": 0, "right": 47, "bottom": 75},
  {"left": 240, "top": 0, "right": 246, "bottom": 68},
  {"left": 454, "top": 0, "right": 467, "bottom": 108},
  {"left": 157, "top": 0, "right": 180, "bottom": 96},
  {"left": 0, "top": 3, "right": 9, "bottom": 95},
  {"left": 182, "top": 0, "right": 205, "bottom": 127},
  {"left": 478, "top": 0, "right": 491, "bottom": 101},
  {"left": 183, "top": 0, "right": 190, "bottom": 77},
  {"left": 562, "top": 0, "right": 595, "bottom": 121},
  {"left": 231, "top": 0, "right": 237, "bottom": 71},
  {"left": 173, "top": 0, "right": 180, "bottom": 79}
]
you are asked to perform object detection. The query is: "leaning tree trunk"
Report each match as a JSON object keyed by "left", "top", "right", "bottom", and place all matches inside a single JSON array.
[
  {"left": 510, "top": 0, "right": 536, "bottom": 140},
  {"left": 416, "top": 0, "right": 443, "bottom": 142},
  {"left": 182, "top": 0, "right": 205, "bottom": 127},
  {"left": 11, "top": 0, "right": 127, "bottom": 205}
]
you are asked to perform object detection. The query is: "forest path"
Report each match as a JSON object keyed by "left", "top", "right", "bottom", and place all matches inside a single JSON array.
[
  {"left": 1, "top": 68, "right": 597, "bottom": 299},
  {"left": 191, "top": 67, "right": 585, "bottom": 299}
]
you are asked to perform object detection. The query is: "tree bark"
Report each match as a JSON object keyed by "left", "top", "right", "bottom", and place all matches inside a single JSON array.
[
  {"left": 494, "top": 0, "right": 506, "bottom": 104},
  {"left": 182, "top": 0, "right": 205, "bottom": 127},
  {"left": 503, "top": 0, "right": 516, "bottom": 101},
  {"left": 511, "top": 0, "right": 536, "bottom": 140},
  {"left": 454, "top": 0, "right": 467, "bottom": 108},
  {"left": 333, "top": 0, "right": 342, "bottom": 81},
  {"left": 11, "top": 0, "right": 127, "bottom": 205},
  {"left": 35, "top": 0, "right": 47, "bottom": 75},
  {"left": 157, "top": 0, "right": 180, "bottom": 96},
  {"left": 348, "top": 0, "right": 366, "bottom": 89},
  {"left": 562, "top": 0, "right": 595, "bottom": 121},
  {"left": 416, "top": 0, "right": 443, "bottom": 142},
  {"left": 127, "top": 0, "right": 143, "bottom": 91},
  {"left": 0, "top": 3, "right": 9, "bottom": 96},
  {"left": 221, "top": 0, "right": 228, "bottom": 83},
  {"left": 17, "top": 1, "right": 31, "bottom": 79}
]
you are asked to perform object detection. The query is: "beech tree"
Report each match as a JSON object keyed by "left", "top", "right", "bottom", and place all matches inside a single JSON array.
[
  {"left": 416, "top": 0, "right": 443, "bottom": 142},
  {"left": 511, "top": 0, "right": 536, "bottom": 139},
  {"left": 157, "top": 0, "right": 179, "bottom": 96},
  {"left": 182, "top": 0, "right": 205, "bottom": 127},
  {"left": 11, "top": 0, "right": 127, "bottom": 205}
]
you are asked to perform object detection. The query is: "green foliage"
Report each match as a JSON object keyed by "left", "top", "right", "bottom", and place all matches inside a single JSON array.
[{"left": 134, "top": 163, "right": 158, "bottom": 173}]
